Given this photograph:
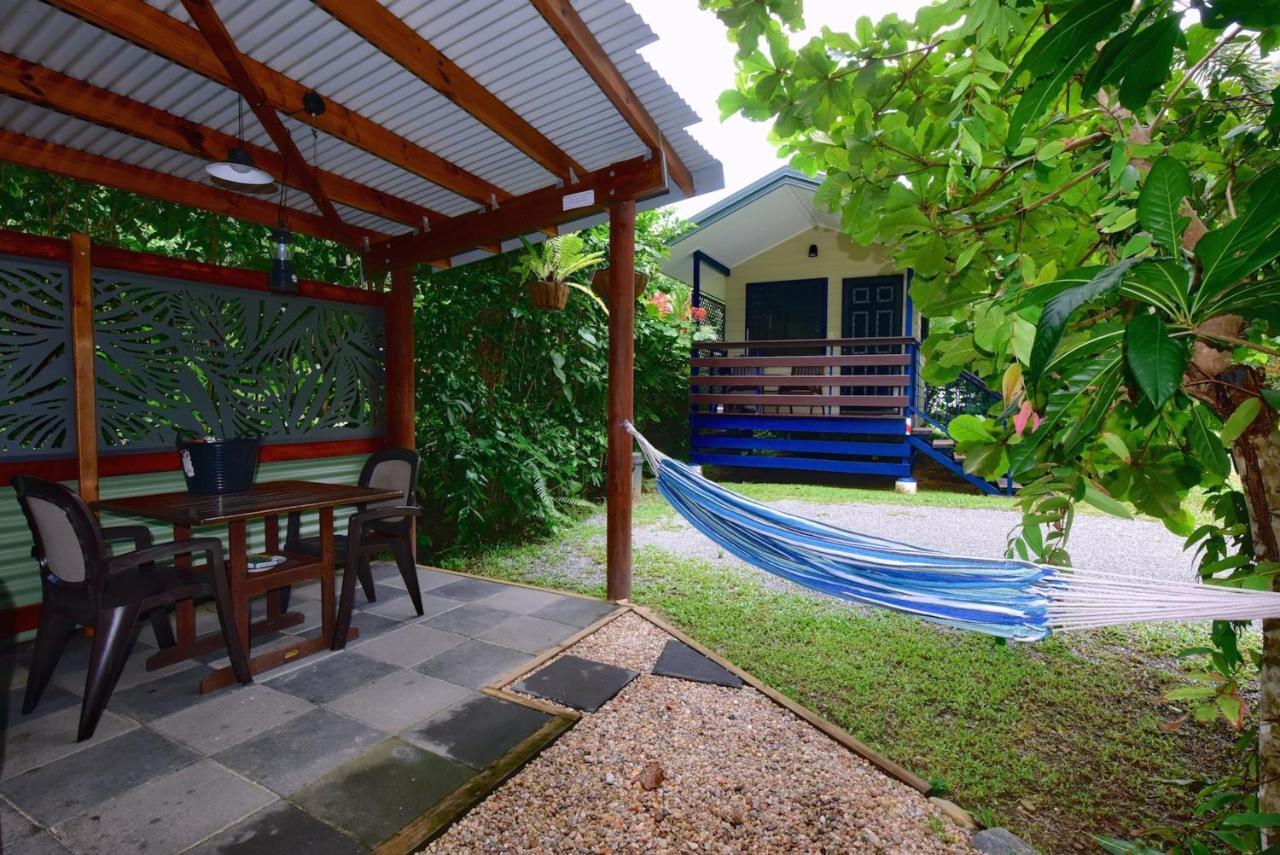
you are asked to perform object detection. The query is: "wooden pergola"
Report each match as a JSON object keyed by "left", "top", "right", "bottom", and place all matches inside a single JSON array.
[{"left": 0, "top": 0, "right": 723, "bottom": 607}]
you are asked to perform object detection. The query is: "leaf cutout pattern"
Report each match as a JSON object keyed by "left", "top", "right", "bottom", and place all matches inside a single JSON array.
[{"left": 0, "top": 255, "right": 74, "bottom": 458}]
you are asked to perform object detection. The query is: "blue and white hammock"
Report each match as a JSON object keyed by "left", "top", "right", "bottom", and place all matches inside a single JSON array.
[{"left": 626, "top": 423, "right": 1280, "bottom": 641}]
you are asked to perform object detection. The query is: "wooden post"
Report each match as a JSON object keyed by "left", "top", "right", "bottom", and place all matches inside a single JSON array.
[
  {"left": 386, "top": 266, "right": 417, "bottom": 560},
  {"left": 386, "top": 267, "right": 416, "bottom": 449},
  {"left": 605, "top": 199, "right": 636, "bottom": 602},
  {"left": 69, "top": 233, "right": 99, "bottom": 502}
]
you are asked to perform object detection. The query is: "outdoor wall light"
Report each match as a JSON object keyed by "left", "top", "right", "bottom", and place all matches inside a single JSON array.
[{"left": 808, "top": 244, "right": 818, "bottom": 258}]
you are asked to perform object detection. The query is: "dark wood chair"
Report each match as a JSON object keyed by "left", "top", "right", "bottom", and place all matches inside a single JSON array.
[
  {"left": 780, "top": 365, "right": 826, "bottom": 414},
  {"left": 285, "top": 448, "right": 424, "bottom": 635},
  {"left": 12, "top": 476, "right": 252, "bottom": 741}
]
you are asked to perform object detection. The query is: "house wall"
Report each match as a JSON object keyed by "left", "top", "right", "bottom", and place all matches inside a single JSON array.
[{"left": 722, "top": 227, "right": 903, "bottom": 341}]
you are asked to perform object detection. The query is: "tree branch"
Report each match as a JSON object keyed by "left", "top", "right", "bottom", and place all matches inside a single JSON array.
[{"left": 1152, "top": 24, "right": 1244, "bottom": 130}]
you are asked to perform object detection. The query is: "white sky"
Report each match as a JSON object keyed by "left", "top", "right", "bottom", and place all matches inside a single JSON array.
[{"left": 629, "top": 0, "right": 932, "bottom": 218}]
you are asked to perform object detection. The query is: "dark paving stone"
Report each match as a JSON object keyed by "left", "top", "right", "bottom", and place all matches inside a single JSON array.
[
  {"left": 1, "top": 727, "right": 199, "bottom": 826},
  {"left": 416, "top": 640, "right": 531, "bottom": 690},
  {"left": 972, "top": 827, "right": 1039, "bottom": 855},
  {"left": 421, "top": 602, "right": 513, "bottom": 637},
  {"left": 108, "top": 663, "right": 216, "bottom": 722},
  {"left": 403, "top": 694, "right": 550, "bottom": 770},
  {"left": 529, "top": 597, "right": 617, "bottom": 628},
  {"left": 186, "top": 800, "right": 366, "bottom": 855},
  {"left": 3, "top": 683, "right": 79, "bottom": 730},
  {"left": 289, "top": 739, "right": 474, "bottom": 848},
  {"left": 652, "top": 640, "right": 744, "bottom": 688},
  {"left": 513, "top": 655, "right": 638, "bottom": 713},
  {"left": 346, "top": 611, "right": 402, "bottom": 644},
  {"left": 52, "top": 760, "right": 274, "bottom": 854},
  {"left": 0, "top": 798, "right": 71, "bottom": 854},
  {"left": 355, "top": 582, "right": 410, "bottom": 607},
  {"left": 430, "top": 577, "right": 510, "bottom": 602},
  {"left": 215, "top": 707, "right": 385, "bottom": 796},
  {"left": 268, "top": 652, "right": 398, "bottom": 705}
]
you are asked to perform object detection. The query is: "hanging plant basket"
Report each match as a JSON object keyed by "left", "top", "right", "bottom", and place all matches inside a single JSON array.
[
  {"left": 527, "top": 279, "right": 569, "bottom": 310},
  {"left": 591, "top": 269, "right": 649, "bottom": 303}
]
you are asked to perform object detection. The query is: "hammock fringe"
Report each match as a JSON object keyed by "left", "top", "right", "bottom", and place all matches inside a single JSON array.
[{"left": 624, "top": 422, "right": 1280, "bottom": 640}]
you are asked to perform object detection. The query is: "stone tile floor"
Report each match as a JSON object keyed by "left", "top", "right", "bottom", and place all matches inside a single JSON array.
[{"left": 0, "top": 564, "right": 617, "bottom": 854}]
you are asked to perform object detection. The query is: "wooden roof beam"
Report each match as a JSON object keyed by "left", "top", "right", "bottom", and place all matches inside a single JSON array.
[
  {"left": 0, "top": 53, "right": 438, "bottom": 232},
  {"left": 180, "top": 0, "right": 359, "bottom": 247},
  {"left": 365, "top": 153, "right": 667, "bottom": 275},
  {"left": 310, "top": 0, "right": 584, "bottom": 184},
  {"left": 528, "top": 0, "right": 695, "bottom": 197},
  {"left": 0, "top": 129, "right": 379, "bottom": 246},
  {"left": 43, "top": 0, "right": 508, "bottom": 207}
]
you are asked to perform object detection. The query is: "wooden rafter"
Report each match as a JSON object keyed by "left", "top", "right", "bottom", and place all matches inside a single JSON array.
[
  {"left": 310, "top": 0, "right": 585, "bottom": 183},
  {"left": 528, "top": 0, "right": 695, "bottom": 196},
  {"left": 365, "top": 154, "right": 667, "bottom": 274},
  {"left": 0, "top": 129, "right": 379, "bottom": 246},
  {"left": 43, "top": 0, "right": 509, "bottom": 207},
  {"left": 0, "top": 53, "right": 436, "bottom": 232},
  {"left": 179, "top": 0, "right": 358, "bottom": 247}
]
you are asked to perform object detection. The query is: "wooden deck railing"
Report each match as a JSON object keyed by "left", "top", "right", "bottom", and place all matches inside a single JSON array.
[{"left": 689, "top": 337, "right": 919, "bottom": 415}]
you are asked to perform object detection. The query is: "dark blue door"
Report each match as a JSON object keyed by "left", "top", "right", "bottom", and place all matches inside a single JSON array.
[{"left": 841, "top": 275, "right": 905, "bottom": 405}]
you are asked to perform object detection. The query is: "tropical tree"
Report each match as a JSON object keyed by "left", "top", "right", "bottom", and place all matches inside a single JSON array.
[{"left": 703, "top": 0, "right": 1280, "bottom": 847}]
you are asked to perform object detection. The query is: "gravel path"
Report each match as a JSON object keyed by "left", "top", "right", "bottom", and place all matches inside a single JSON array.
[
  {"left": 627, "top": 497, "right": 1198, "bottom": 597},
  {"left": 425, "top": 613, "right": 975, "bottom": 854}
]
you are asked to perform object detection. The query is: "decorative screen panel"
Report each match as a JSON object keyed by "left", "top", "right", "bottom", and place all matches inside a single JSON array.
[
  {"left": 92, "top": 269, "right": 385, "bottom": 451},
  {"left": 700, "top": 294, "right": 726, "bottom": 341},
  {"left": 0, "top": 255, "right": 73, "bottom": 459}
]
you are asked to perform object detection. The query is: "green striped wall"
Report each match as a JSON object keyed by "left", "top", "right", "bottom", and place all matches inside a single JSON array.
[{"left": 0, "top": 455, "right": 366, "bottom": 617}]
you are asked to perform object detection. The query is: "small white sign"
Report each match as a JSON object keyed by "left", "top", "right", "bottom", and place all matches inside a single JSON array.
[{"left": 562, "top": 189, "right": 595, "bottom": 211}]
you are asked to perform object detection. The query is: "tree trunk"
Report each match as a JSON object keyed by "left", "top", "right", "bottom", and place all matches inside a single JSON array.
[{"left": 1189, "top": 334, "right": 1280, "bottom": 829}]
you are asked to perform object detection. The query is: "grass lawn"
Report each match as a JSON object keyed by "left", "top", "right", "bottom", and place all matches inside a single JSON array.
[{"left": 444, "top": 479, "right": 1250, "bottom": 852}]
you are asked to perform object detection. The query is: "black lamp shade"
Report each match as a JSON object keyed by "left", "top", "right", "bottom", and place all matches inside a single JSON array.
[{"left": 206, "top": 147, "right": 273, "bottom": 186}]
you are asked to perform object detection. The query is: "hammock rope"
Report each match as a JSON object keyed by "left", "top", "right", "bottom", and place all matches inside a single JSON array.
[{"left": 624, "top": 422, "right": 1280, "bottom": 640}]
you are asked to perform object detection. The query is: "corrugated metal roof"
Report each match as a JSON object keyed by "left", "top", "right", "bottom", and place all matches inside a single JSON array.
[{"left": 0, "top": 0, "right": 723, "bottom": 243}]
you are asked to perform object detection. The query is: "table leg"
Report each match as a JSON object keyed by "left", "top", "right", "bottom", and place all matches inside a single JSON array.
[
  {"left": 173, "top": 525, "right": 195, "bottom": 648},
  {"left": 319, "top": 507, "right": 335, "bottom": 640},
  {"left": 264, "top": 515, "right": 286, "bottom": 620},
  {"left": 226, "top": 520, "right": 251, "bottom": 656}
]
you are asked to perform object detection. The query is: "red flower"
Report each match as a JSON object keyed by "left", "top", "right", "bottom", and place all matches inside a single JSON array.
[
  {"left": 649, "top": 292, "right": 672, "bottom": 316},
  {"left": 690, "top": 306, "right": 708, "bottom": 322}
]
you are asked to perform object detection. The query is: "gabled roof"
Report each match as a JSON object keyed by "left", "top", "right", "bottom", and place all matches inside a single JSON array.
[
  {"left": 663, "top": 166, "right": 835, "bottom": 284},
  {"left": 0, "top": 0, "right": 724, "bottom": 269}
]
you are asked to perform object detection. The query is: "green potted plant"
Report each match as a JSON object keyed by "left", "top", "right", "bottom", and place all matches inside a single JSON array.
[{"left": 516, "top": 234, "right": 604, "bottom": 311}]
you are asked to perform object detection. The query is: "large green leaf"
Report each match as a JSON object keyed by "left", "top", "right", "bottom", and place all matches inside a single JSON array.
[
  {"left": 1188, "top": 403, "right": 1232, "bottom": 482},
  {"left": 1002, "top": 0, "right": 1130, "bottom": 93},
  {"left": 1007, "top": 43, "right": 1092, "bottom": 145},
  {"left": 1029, "top": 259, "right": 1141, "bottom": 379},
  {"left": 1010, "top": 352, "right": 1124, "bottom": 474},
  {"left": 1114, "top": 17, "right": 1183, "bottom": 110},
  {"left": 1138, "top": 157, "right": 1191, "bottom": 255},
  {"left": 1195, "top": 167, "right": 1280, "bottom": 300},
  {"left": 1201, "top": 0, "right": 1280, "bottom": 29},
  {"left": 1120, "top": 260, "right": 1191, "bottom": 319},
  {"left": 1125, "top": 313, "right": 1186, "bottom": 408}
]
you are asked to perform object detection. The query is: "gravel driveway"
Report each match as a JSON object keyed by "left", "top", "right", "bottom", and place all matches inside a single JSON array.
[{"left": 629, "top": 497, "right": 1198, "bottom": 592}]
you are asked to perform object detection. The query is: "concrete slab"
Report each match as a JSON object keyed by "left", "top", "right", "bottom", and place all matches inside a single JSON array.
[
  {"left": 345, "top": 611, "right": 402, "bottom": 644},
  {"left": 356, "top": 624, "right": 467, "bottom": 670},
  {"left": 513, "top": 655, "right": 638, "bottom": 713},
  {"left": 266, "top": 652, "right": 398, "bottom": 706},
  {"left": 51, "top": 639, "right": 197, "bottom": 693},
  {"left": 402, "top": 694, "right": 550, "bottom": 770},
  {"left": 151, "top": 685, "right": 312, "bottom": 755},
  {"left": 184, "top": 800, "right": 366, "bottom": 855},
  {"left": 289, "top": 739, "right": 473, "bottom": 848},
  {"left": 52, "top": 760, "right": 274, "bottom": 855},
  {"left": 652, "top": 640, "right": 744, "bottom": 688},
  {"left": 416, "top": 640, "right": 532, "bottom": 691},
  {"left": 477, "top": 615, "right": 579, "bottom": 655},
  {"left": 4, "top": 683, "right": 79, "bottom": 727},
  {"left": 361, "top": 593, "right": 426, "bottom": 623},
  {"left": 1, "top": 727, "right": 199, "bottom": 827},
  {"left": 430, "top": 577, "right": 510, "bottom": 602},
  {"left": 376, "top": 566, "right": 456, "bottom": 593},
  {"left": 214, "top": 708, "right": 384, "bottom": 796},
  {"left": 529, "top": 597, "right": 617, "bottom": 628},
  {"left": 325, "top": 671, "right": 472, "bottom": 733},
  {"left": 422, "top": 602, "right": 514, "bottom": 637},
  {"left": 0, "top": 798, "right": 71, "bottom": 854},
  {"left": 107, "top": 664, "right": 216, "bottom": 722},
  {"left": 0, "top": 705, "right": 136, "bottom": 780},
  {"left": 479, "top": 586, "right": 568, "bottom": 615}
]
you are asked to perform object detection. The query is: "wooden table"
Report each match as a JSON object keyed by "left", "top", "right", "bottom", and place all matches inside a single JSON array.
[{"left": 95, "top": 480, "right": 402, "bottom": 693}]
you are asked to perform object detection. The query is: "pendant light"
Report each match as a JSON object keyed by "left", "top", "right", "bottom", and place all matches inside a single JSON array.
[
  {"left": 268, "top": 92, "right": 326, "bottom": 292},
  {"left": 206, "top": 96, "right": 273, "bottom": 186}
]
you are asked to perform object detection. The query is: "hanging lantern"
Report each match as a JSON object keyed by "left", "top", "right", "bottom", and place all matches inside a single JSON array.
[{"left": 268, "top": 227, "right": 297, "bottom": 292}]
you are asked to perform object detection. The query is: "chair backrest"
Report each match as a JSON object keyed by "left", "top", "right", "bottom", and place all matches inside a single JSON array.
[
  {"left": 358, "top": 448, "right": 421, "bottom": 522},
  {"left": 12, "top": 476, "right": 107, "bottom": 586}
]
